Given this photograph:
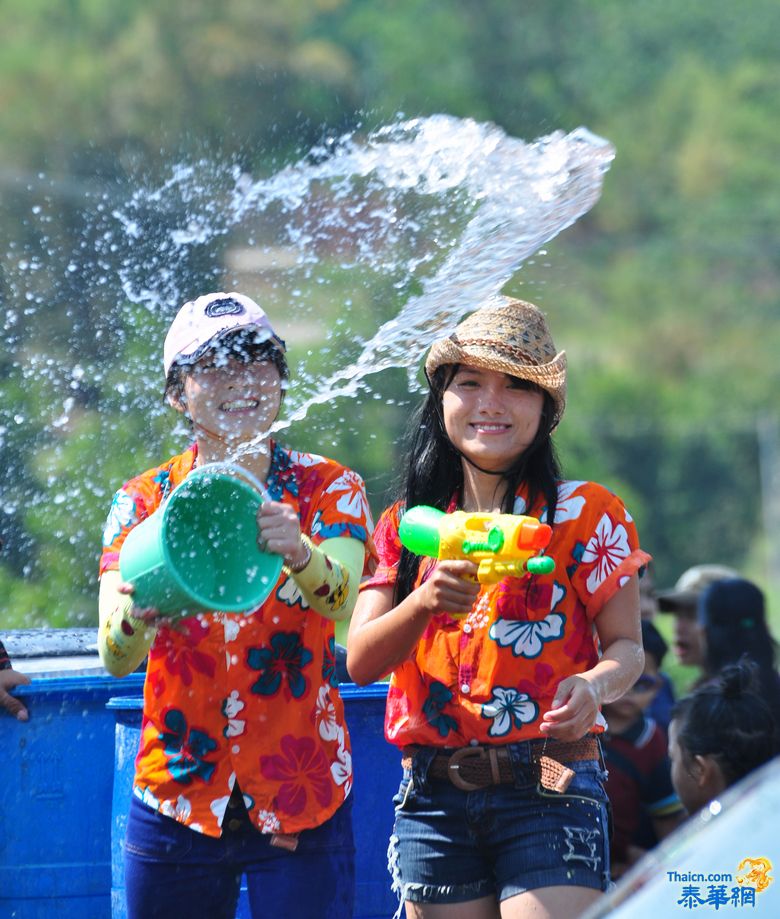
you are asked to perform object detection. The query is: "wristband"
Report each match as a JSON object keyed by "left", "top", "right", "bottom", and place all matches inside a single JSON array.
[{"left": 283, "top": 534, "right": 313, "bottom": 574}]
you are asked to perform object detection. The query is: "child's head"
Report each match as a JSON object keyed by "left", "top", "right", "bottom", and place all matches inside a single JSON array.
[
  {"left": 162, "top": 293, "right": 289, "bottom": 443},
  {"left": 424, "top": 296, "right": 567, "bottom": 430},
  {"left": 668, "top": 660, "right": 777, "bottom": 815},
  {"left": 163, "top": 292, "right": 287, "bottom": 403}
]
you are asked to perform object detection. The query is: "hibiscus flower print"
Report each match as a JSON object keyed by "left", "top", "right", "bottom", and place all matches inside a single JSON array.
[
  {"left": 221, "top": 690, "right": 246, "bottom": 738},
  {"left": 266, "top": 443, "right": 299, "bottom": 500},
  {"left": 247, "top": 631, "right": 313, "bottom": 699},
  {"left": 159, "top": 708, "right": 218, "bottom": 785},
  {"left": 422, "top": 681, "right": 458, "bottom": 738},
  {"left": 330, "top": 724, "right": 352, "bottom": 793},
  {"left": 210, "top": 794, "right": 232, "bottom": 824},
  {"left": 322, "top": 636, "right": 338, "bottom": 688},
  {"left": 581, "top": 513, "right": 631, "bottom": 594},
  {"left": 210, "top": 776, "right": 254, "bottom": 824},
  {"left": 315, "top": 685, "right": 339, "bottom": 742},
  {"left": 223, "top": 617, "right": 241, "bottom": 642},
  {"left": 553, "top": 481, "right": 588, "bottom": 524},
  {"left": 481, "top": 687, "right": 539, "bottom": 737},
  {"left": 512, "top": 481, "right": 587, "bottom": 525},
  {"left": 465, "top": 607, "right": 490, "bottom": 631},
  {"left": 135, "top": 786, "right": 160, "bottom": 810},
  {"left": 325, "top": 470, "right": 373, "bottom": 523},
  {"left": 152, "top": 617, "right": 216, "bottom": 686},
  {"left": 275, "top": 575, "right": 309, "bottom": 610},
  {"left": 490, "top": 611, "right": 566, "bottom": 658},
  {"left": 496, "top": 577, "right": 556, "bottom": 622},
  {"left": 102, "top": 489, "right": 137, "bottom": 546},
  {"left": 152, "top": 467, "right": 173, "bottom": 500},
  {"left": 257, "top": 809, "right": 282, "bottom": 833},
  {"left": 260, "top": 735, "right": 333, "bottom": 817},
  {"left": 160, "top": 794, "right": 192, "bottom": 823},
  {"left": 286, "top": 450, "right": 327, "bottom": 469},
  {"left": 372, "top": 511, "right": 402, "bottom": 564}
]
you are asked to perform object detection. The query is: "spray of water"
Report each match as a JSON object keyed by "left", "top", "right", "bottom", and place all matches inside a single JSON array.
[
  {"left": 1, "top": 114, "right": 613, "bottom": 624},
  {"left": 265, "top": 117, "right": 614, "bottom": 435}
]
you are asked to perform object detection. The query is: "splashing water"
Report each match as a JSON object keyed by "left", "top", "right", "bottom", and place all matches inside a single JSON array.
[
  {"left": 233, "top": 116, "right": 615, "bottom": 455},
  {"left": 0, "top": 114, "right": 613, "bottom": 624}
]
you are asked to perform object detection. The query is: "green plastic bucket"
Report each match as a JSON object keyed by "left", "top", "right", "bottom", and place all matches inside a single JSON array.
[{"left": 119, "top": 464, "right": 283, "bottom": 617}]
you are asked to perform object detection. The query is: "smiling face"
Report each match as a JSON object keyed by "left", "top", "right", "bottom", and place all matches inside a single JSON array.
[
  {"left": 441, "top": 365, "right": 545, "bottom": 473},
  {"left": 178, "top": 352, "right": 283, "bottom": 445}
]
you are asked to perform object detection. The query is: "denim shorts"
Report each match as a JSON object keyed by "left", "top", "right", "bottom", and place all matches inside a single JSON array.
[{"left": 388, "top": 739, "right": 611, "bottom": 909}]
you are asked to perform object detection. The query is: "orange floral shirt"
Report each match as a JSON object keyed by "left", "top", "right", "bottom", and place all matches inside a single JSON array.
[
  {"left": 101, "top": 442, "right": 375, "bottom": 837},
  {"left": 362, "top": 480, "right": 651, "bottom": 749}
]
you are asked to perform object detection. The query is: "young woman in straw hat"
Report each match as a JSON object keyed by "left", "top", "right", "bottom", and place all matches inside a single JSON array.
[{"left": 348, "top": 296, "right": 650, "bottom": 918}]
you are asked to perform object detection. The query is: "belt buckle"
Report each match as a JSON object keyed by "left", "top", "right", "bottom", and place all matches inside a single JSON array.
[{"left": 447, "top": 746, "right": 486, "bottom": 791}]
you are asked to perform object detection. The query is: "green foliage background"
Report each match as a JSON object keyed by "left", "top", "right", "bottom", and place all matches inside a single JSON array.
[{"left": 1, "top": 0, "right": 779, "bottom": 634}]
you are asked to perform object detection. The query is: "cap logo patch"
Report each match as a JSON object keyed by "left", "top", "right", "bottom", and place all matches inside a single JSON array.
[{"left": 204, "top": 297, "right": 245, "bottom": 318}]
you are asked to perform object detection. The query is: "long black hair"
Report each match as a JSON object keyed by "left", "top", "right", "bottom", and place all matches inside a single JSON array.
[
  {"left": 672, "top": 660, "right": 777, "bottom": 787},
  {"left": 393, "top": 364, "right": 562, "bottom": 604},
  {"left": 699, "top": 578, "right": 780, "bottom": 726}
]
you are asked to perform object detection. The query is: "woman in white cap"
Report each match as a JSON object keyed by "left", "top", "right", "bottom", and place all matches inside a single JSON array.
[
  {"left": 99, "top": 292, "right": 375, "bottom": 919},
  {"left": 348, "top": 297, "right": 650, "bottom": 918}
]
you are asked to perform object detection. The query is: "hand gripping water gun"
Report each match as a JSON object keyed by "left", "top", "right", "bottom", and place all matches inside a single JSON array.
[{"left": 398, "top": 505, "right": 555, "bottom": 583}]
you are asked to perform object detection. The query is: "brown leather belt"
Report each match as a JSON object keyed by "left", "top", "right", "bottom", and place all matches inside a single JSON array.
[{"left": 401, "top": 736, "right": 600, "bottom": 793}]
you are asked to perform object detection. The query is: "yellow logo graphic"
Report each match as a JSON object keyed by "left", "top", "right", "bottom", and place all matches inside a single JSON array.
[{"left": 736, "top": 857, "right": 773, "bottom": 894}]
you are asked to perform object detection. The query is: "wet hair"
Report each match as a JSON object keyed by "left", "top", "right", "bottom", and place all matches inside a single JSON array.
[
  {"left": 164, "top": 327, "right": 289, "bottom": 405},
  {"left": 698, "top": 578, "right": 780, "bottom": 725},
  {"left": 393, "top": 363, "right": 562, "bottom": 604},
  {"left": 672, "top": 660, "right": 778, "bottom": 787},
  {"left": 641, "top": 619, "right": 668, "bottom": 669}
]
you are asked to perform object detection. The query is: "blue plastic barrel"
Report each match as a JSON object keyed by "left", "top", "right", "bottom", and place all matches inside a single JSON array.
[
  {"left": 0, "top": 672, "right": 144, "bottom": 919},
  {"left": 108, "top": 683, "right": 399, "bottom": 919}
]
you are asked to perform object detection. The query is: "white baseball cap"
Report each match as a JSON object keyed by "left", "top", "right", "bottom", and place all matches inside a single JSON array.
[
  {"left": 163, "top": 291, "right": 285, "bottom": 376},
  {"left": 656, "top": 564, "right": 739, "bottom": 613}
]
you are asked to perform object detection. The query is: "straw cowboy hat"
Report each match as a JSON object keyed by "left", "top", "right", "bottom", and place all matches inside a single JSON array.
[{"left": 425, "top": 296, "right": 567, "bottom": 427}]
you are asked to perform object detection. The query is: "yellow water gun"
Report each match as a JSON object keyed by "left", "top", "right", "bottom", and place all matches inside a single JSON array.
[{"left": 398, "top": 505, "right": 555, "bottom": 583}]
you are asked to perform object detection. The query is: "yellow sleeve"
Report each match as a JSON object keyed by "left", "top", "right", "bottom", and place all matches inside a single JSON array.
[
  {"left": 285, "top": 535, "right": 365, "bottom": 621},
  {"left": 98, "top": 569, "right": 157, "bottom": 677}
]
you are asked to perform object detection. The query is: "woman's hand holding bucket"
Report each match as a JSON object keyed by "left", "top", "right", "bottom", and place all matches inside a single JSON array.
[
  {"left": 117, "top": 581, "right": 174, "bottom": 627},
  {"left": 257, "top": 502, "right": 310, "bottom": 571}
]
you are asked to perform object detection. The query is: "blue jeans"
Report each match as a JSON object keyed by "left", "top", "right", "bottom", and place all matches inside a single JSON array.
[
  {"left": 389, "top": 740, "right": 610, "bottom": 907},
  {"left": 124, "top": 792, "right": 354, "bottom": 919}
]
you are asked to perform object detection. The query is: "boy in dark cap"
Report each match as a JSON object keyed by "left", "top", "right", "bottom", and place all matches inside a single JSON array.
[{"left": 656, "top": 564, "right": 737, "bottom": 672}]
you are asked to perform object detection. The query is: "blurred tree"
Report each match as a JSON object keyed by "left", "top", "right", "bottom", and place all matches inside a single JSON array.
[{"left": 1, "top": 0, "right": 779, "bottom": 621}]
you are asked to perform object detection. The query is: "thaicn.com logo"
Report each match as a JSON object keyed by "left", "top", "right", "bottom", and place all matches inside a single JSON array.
[{"left": 667, "top": 857, "right": 773, "bottom": 910}]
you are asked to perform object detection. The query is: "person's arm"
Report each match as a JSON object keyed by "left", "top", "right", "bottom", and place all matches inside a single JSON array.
[
  {"left": 347, "top": 559, "right": 480, "bottom": 685},
  {"left": 540, "top": 574, "right": 644, "bottom": 742},
  {"left": 98, "top": 569, "right": 157, "bottom": 677},
  {"left": 286, "top": 535, "right": 365, "bottom": 621},
  {"left": 258, "top": 501, "right": 374, "bottom": 622},
  {"left": 0, "top": 640, "right": 30, "bottom": 721}
]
